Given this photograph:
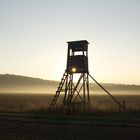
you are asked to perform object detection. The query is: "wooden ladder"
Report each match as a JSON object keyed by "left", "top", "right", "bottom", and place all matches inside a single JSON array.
[{"left": 49, "top": 71, "right": 67, "bottom": 110}]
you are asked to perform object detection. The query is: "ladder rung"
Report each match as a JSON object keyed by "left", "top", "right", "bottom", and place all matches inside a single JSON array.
[
  {"left": 59, "top": 85, "right": 63, "bottom": 88},
  {"left": 59, "top": 85, "right": 62, "bottom": 88}
]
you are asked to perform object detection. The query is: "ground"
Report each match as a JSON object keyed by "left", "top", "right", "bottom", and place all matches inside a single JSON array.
[{"left": 0, "top": 113, "right": 140, "bottom": 140}]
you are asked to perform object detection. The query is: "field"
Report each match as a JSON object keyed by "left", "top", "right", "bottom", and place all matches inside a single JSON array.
[
  {"left": 0, "top": 93, "right": 140, "bottom": 140},
  {"left": 0, "top": 92, "right": 140, "bottom": 112}
]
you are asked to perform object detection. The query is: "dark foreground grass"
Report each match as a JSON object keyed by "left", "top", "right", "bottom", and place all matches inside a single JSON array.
[
  {"left": 0, "top": 110, "right": 140, "bottom": 140},
  {"left": 0, "top": 93, "right": 140, "bottom": 139}
]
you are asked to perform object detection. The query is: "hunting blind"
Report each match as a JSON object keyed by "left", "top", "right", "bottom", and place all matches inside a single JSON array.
[{"left": 49, "top": 40, "right": 124, "bottom": 111}]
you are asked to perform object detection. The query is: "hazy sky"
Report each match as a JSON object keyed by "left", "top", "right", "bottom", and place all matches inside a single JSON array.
[{"left": 0, "top": 0, "right": 140, "bottom": 85}]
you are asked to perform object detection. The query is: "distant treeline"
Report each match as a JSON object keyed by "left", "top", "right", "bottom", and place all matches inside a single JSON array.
[
  {"left": 89, "top": 83, "right": 140, "bottom": 91},
  {"left": 0, "top": 74, "right": 58, "bottom": 86},
  {"left": 0, "top": 74, "right": 140, "bottom": 92}
]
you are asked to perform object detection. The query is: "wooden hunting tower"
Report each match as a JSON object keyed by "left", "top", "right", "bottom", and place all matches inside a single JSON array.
[
  {"left": 49, "top": 40, "right": 124, "bottom": 111},
  {"left": 49, "top": 40, "right": 90, "bottom": 111}
]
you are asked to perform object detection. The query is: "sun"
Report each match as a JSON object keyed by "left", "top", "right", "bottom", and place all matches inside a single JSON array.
[{"left": 71, "top": 67, "right": 77, "bottom": 73}]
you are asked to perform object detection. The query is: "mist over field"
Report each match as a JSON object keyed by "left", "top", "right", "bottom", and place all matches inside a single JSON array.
[
  {"left": 0, "top": 74, "right": 140, "bottom": 94},
  {"left": 0, "top": 74, "right": 139, "bottom": 112},
  {"left": 0, "top": 74, "right": 58, "bottom": 93}
]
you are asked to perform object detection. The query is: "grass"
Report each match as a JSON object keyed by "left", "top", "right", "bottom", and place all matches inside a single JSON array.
[
  {"left": 0, "top": 93, "right": 140, "bottom": 140},
  {"left": 0, "top": 93, "right": 140, "bottom": 125}
]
